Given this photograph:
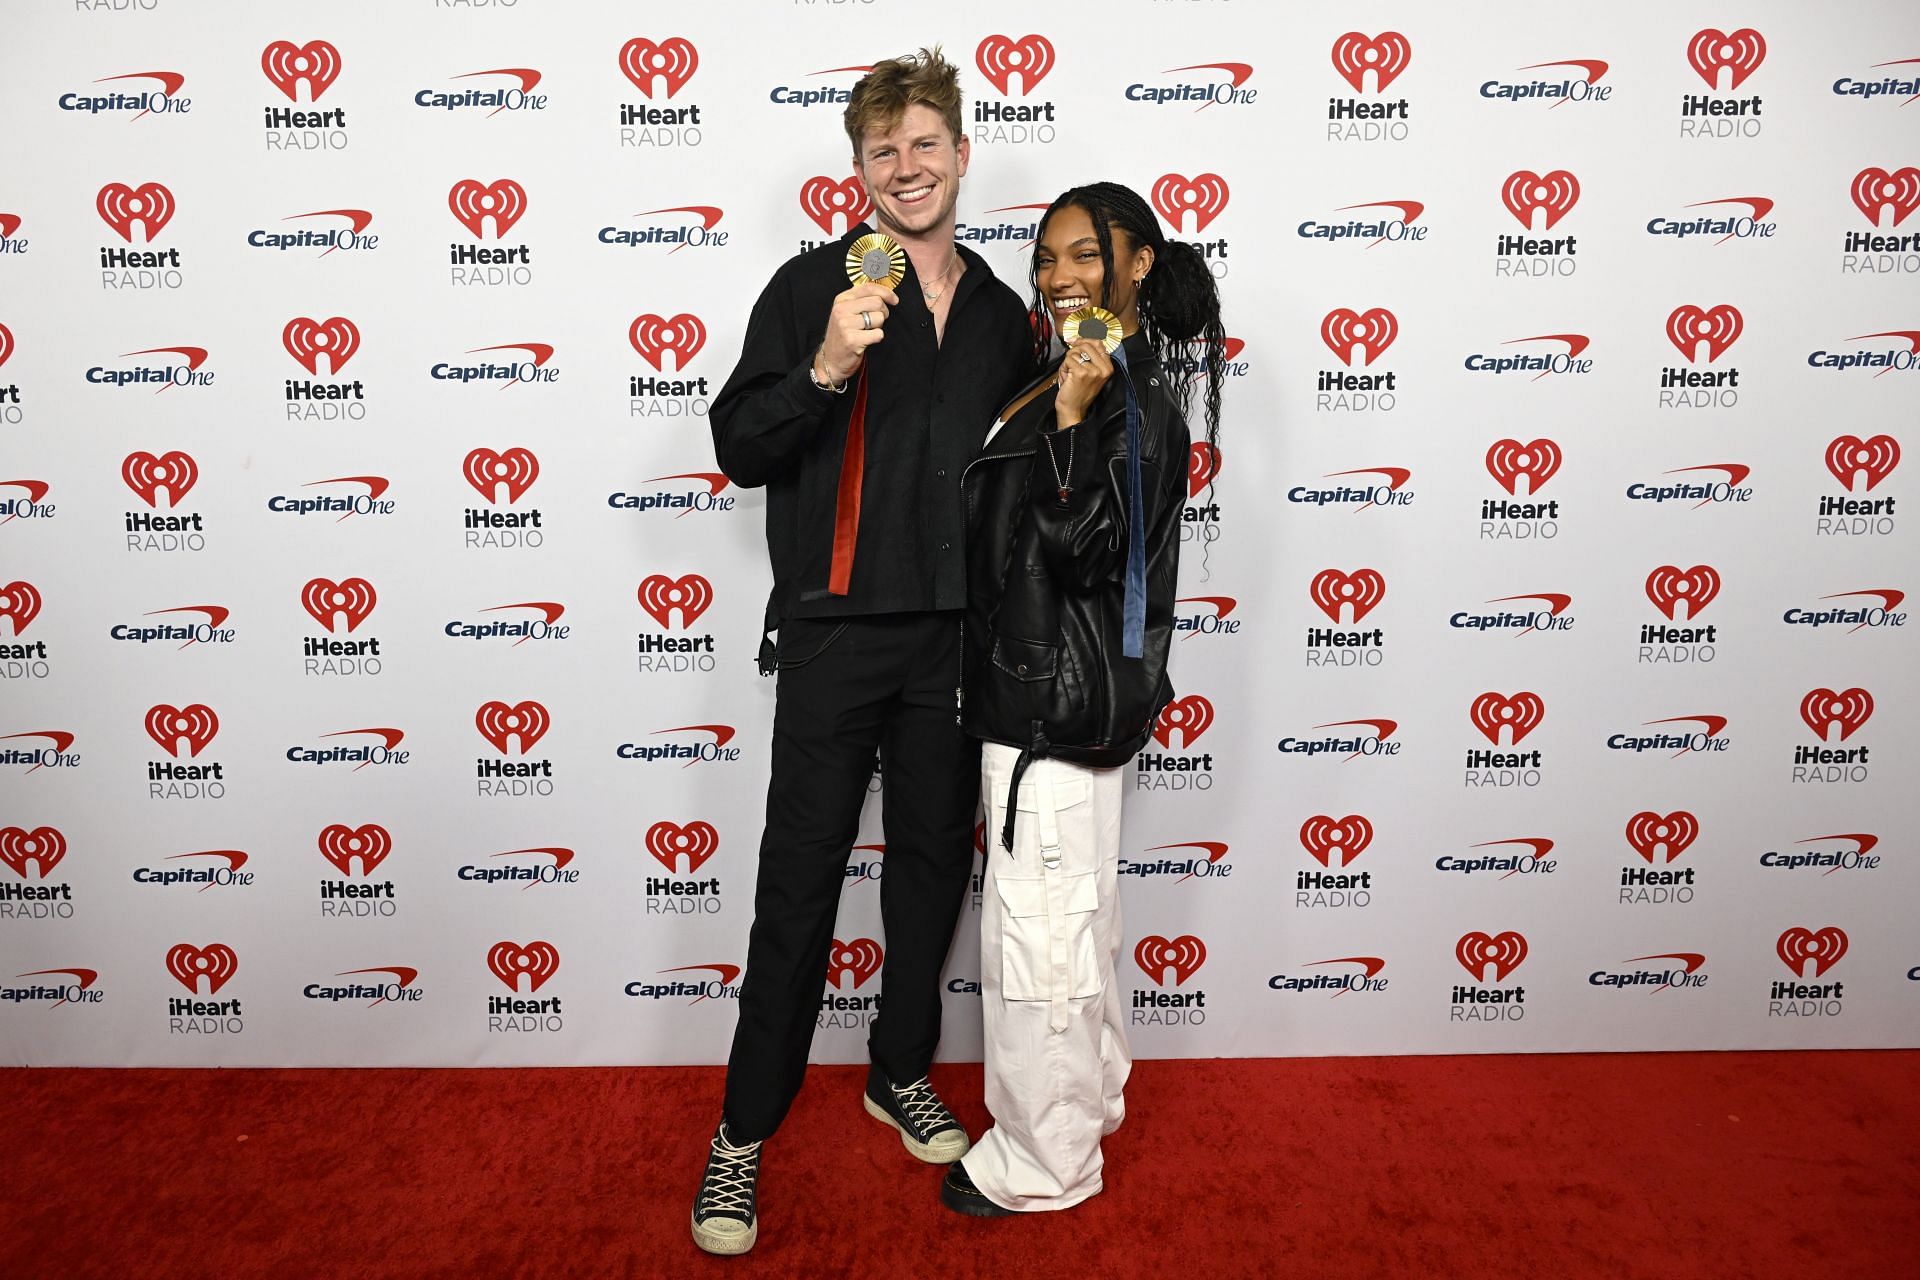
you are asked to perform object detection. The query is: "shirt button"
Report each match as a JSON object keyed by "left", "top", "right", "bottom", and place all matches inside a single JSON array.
[
  {"left": 941, "top": 541, "right": 951, "bottom": 551},
  {"left": 936, "top": 468, "right": 946, "bottom": 478}
]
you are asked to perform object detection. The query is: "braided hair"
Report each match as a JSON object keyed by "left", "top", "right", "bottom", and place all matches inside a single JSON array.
[{"left": 1027, "top": 181, "right": 1226, "bottom": 466}]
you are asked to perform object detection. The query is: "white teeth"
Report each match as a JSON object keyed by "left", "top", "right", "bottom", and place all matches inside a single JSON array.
[{"left": 895, "top": 186, "right": 932, "bottom": 202}]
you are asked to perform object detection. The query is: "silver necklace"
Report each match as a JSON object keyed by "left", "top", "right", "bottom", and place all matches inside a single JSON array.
[{"left": 920, "top": 253, "right": 959, "bottom": 304}]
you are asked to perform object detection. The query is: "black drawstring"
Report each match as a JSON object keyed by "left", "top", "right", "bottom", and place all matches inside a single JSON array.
[{"left": 999, "top": 722, "right": 1050, "bottom": 852}]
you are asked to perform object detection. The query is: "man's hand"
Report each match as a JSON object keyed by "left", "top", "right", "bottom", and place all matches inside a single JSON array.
[{"left": 815, "top": 281, "right": 899, "bottom": 386}]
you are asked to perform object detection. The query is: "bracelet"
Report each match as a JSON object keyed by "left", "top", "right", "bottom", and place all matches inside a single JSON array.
[{"left": 808, "top": 358, "right": 849, "bottom": 394}]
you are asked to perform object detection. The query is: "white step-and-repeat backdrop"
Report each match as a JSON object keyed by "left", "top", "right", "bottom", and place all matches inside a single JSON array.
[{"left": 3, "top": 1, "right": 1916, "bottom": 1066}]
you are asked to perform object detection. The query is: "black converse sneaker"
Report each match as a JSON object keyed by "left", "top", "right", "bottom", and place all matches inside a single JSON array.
[
  {"left": 861, "top": 1064, "right": 970, "bottom": 1163},
  {"left": 691, "top": 1122, "right": 761, "bottom": 1256}
]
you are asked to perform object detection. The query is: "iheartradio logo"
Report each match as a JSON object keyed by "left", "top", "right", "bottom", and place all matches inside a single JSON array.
[
  {"left": 1134, "top": 934, "right": 1206, "bottom": 986},
  {"left": 1644, "top": 565, "right": 1720, "bottom": 621},
  {"left": 629, "top": 313, "right": 705, "bottom": 372},
  {"left": 976, "top": 34, "right": 1055, "bottom": 96},
  {"left": 167, "top": 942, "right": 238, "bottom": 995},
  {"left": 1320, "top": 308, "right": 1396, "bottom": 366},
  {"left": 1687, "top": 28, "right": 1765, "bottom": 92},
  {"left": 799, "top": 175, "right": 871, "bottom": 237},
  {"left": 302, "top": 577, "right": 377, "bottom": 632},
  {"left": 0, "top": 826, "right": 66, "bottom": 878},
  {"left": 96, "top": 182, "right": 174, "bottom": 243},
  {"left": 0, "top": 319, "right": 12, "bottom": 367},
  {"left": 1299, "top": 815, "right": 1371, "bottom": 868},
  {"left": 1824, "top": 435, "right": 1900, "bottom": 491},
  {"left": 318, "top": 823, "right": 392, "bottom": 876},
  {"left": 0, "top": 580, "right": 43, "bottom": 634},
  {"left": 1485, "top": 439, "right": 1561, "bottom": 495},
  {"left": 1666, "top": 305, "right": 1742, "bottom": 363},
  {"left": 1151, "top": 695, "right": 1214, "bottom": 750},
  {"left": 1310, "top": 569, "right": 1385, "bottom": 624},
  {"left": 620, "top": 37, "right": 698, "bottom": 98},
  {"left": 1776, "top": 926, "right": 1846, "bottom": 979},
  {"left": 1455, "top": 931, "right": 1526, "bottom": 983},
  {"left": 827, "top": 938, "right": 883, "bottom": 989},
  {"left": 488, "top": 940, "right": 560, "bottom": 993},
  {"left": 637, "top": 574, "right": 713, "bottom": 629},
  {"left": 1851, "top": 167, "right": 1920, "bottom": 227},
  {"left": 463, "top": 447, "right": 539, "bottom": 504},
  {"left": 646, "top": 821, "right": 718, "bottom": 874},
  {"left": 1501, "top": 170, "right": 1579, "bottom": 231},
  {"left": 1331, "top": 31, "right": 1411, "bottom": 93},
  {"left": 1800, "top": 688, "right": 1873, "bottom": 742},
  {"left": 448, "top": 179, "right": 527, "bottom": 239},
  {"left": 122, "top": 451, "right": 198, "bottom": 507},
  {"left": 1470, "top": 692, "right": 1543, "bottom": 746},
  {"left": 261, "top": 40, "right": 341, "bottom": 102},
  {"left": 145, "top": 703, "right": 219, "bottom": 757},
  {"left": 283, "top": 317, "right": 359, "bottom": 376},
  {"left": 1151, "top": 173, "right": 1230, "bottom": 234},
  {"left": 1188, "top": 442, "right": 1221, "bottom": 496},
  {"left": 1625, "top": 811, "right": 1699, "bottom": 864},
  {"left": 476, "top": 700, "right": 550, "bottom": 754}
]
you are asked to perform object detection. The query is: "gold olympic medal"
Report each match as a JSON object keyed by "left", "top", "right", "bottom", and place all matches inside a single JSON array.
[
  {"left": 1060, "top": 305, "right": 1123, "bottom": 355},
  {"left": 845, "top": 233, "right": 906, "bottom": 291}
]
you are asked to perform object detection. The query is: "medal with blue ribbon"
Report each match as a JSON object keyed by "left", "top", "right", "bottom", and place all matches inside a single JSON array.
[{"left": 1061, "top": 306, "right": 1147, "bottom": 660}]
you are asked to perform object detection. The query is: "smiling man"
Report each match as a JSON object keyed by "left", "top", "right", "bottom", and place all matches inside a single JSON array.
[{"left": 693, "top": 48, "right": 1031, "bottom": 1256}]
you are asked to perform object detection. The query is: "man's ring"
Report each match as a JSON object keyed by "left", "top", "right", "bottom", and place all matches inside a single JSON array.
[
  {"left": 1076, "top": 351, "right": 1092, "bottom": 364},
  {"left": 860, "top": 311, "right": 873, "bottom": 331}
]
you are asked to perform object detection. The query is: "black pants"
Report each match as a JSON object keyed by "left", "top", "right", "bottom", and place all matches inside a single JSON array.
[{"left": 722, "top": 611, "right": 979, "bottom": 1143}]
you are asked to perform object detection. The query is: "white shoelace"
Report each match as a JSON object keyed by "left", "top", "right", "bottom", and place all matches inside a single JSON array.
[
  {"left": 697, "top": 1133, "right": 761, "bottom": 1218},
  {"left": 891, "top": 1077, "right": 958, "bottom": 1135}
]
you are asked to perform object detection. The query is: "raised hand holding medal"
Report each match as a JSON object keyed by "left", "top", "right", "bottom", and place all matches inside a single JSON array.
[
  {"left": 818, "top": 232, "right": 906, "bottom": 596},
  {"left": 1054, "top": 305, "right": 1121, "bottom": 428}
]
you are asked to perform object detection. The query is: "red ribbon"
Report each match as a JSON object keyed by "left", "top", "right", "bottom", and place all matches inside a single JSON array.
[{"left": 827, "top": 367, "right": 869, "bottom": 595}]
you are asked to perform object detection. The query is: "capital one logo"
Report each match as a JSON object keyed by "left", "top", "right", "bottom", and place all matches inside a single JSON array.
[
  {"left": 261, "top": 40, "right": 341, "bottom": 101},
  {"left": 476, "top": 700, "right": 550, "bottom": 754},
  {"left": 646, "top": 820, "right": 717, "bottom": 874},
  {"left": 800, "top": 175, "right": 872, "bottom": 236},
  {"left": 1134, "top": 934, "right": 1206, "bottom": 986},
  {"left": 1321, "top": 308, "right": 1396, "bottom": 366},
  {"left": 1852, "top": 167, "right": 1920, "bottom": 227},
  {"left": 318, "top": 822, "right": 391, "bottom": 876},
  {"left": 489, "top": 940, "right": 559, "bottom": 992},
  {"left": 1687, "top": 28, "right": 1765, "bottom": 91},
  {"left": 1776, "top": 926, "right": 1846, "bottom": 979},
  {"left": 464, "top": 447, "right": 539, "bottom": 503},
  {"left": 0, "top": 826, "right": 66, "bottom": 878},
  {"left": 1502, "top": 170, "right": 1579, "bottom": 231},
  {"left": 637, "top": 574, "right": 712, "bottom": 628},
  {"left": 449, "top": 179, "right": 527, "bottom": 239},
  {"left": 167, "top": 942, "right": 237, "bottom": 995},
  {"left": 96, "top": 182, "right": 174, "bottom": 243},
  {"left": 1455, "top": 931, "right": 1526, "bottom": 983},
  {"left": 1800, "top": 688, "right": 1872, "bottom": 741},
  {"left": 827, "top": 937, "right": 883, "bottom": 989},
  {"left": 122, "top": 451, "right": 197, "bottom": 507},
  {"left": 0, "top": 580, "right": 42, "bottom": 635},
  {"left": 620, "top": 37, "right": 698, "bottom": 98},
  {"left": 976, "top": 34, "right": 1054, "bottom": 96},
  {"left": 283, "top": 317, "right": 359, "bottom": 376},
  {"left": 1188, "top": 442, "right": 1221, "bottom": 495},
  {"left": 1470, "top": 692, "right": 1543, "bottom": 746},
  {"left": 1484, "top": 440, "right": 1560, "bottom": 497},
  {"left": 1152, "top": 173, "right": 1229, "bottom": 234},
  {"left": 1824, "top": 435, "right": 1900, "bottom": 491},
  {"left": 1152, "top": 695, "right": 1214, "bottom": 749},
  {"left": 1310, "top": 568, "right": 1385, "bottom": 624},
  {"left": 629, "top": 314, "right": 705, "bottom": 373},
  {"left": 302, "top": 577, "right": 376, "bottom": 632},
  {"left": 0, "top": 320, "right": 12, "bottom": 366},
  {"left": 1299, "top": 815, "right": 1371, "bottom": 868},
  {"left": 145, "top": 703, "right": 218, "bottom": 757},
  {"left": 1331, "top": 32, "right": 1411, "bottom": 93},
  {"left": 1667, "top": 305, "right": 1742, "bottom": 362},
  {"left": 1625, "top": 811, "right": 1698, "bottom": 864},
  {"left": 1645, "top": 565, "right": 1720, "bottom": 621}
]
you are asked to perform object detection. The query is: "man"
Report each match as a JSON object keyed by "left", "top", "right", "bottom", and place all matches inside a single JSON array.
[{"left": 692, "top": 47, "right": 1031, "bottom": 1256}]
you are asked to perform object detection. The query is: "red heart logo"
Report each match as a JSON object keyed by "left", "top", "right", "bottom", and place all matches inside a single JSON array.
[
  {"left": 1799, "top": 688, "right": 1872, "bottom": 742},
  {"left": 629, "top": 313, "right": 706, "bottom": 372},
  {"left": 1850, "top": 167, "right": 1920, "bottom": 228},
  {"left": 1501, "top": 170, "right": 1580, "bottom": 231},
  {"left": 448, "top": 178, "right": 528, "bottom": 239},
  {"left": 166, "top": 942, "right": 238, "bottom": 995},
  {"left": 1134, "top": 935, "right": 1207, "bottom": 986},
  {"left": 1455, "top": 931, "right": 1527, "bottom": 982},
  {"left": 620, "top": 37, "right": 699, "bottom": 98},
  {"left": 317, "top": 823, "right": 392, "bottom": 876},
  {"left": 975, "top": 34, "right": 1055, "bottom": 96},
  {"left": 1298, "top": 816, "right": 1372, "bottom": 868},
  {"left": 1484, "top": 439, "right": 1561, "bottom": 496},
  {"left": 1643, "top": 565, "right": 1720, "bottom": 621},
  {"left": 645, "top": 821, "right": 719, "bottom": 874},
  {"left": 144, "top": 703, "right": 219, "bottom": 757},
  {"left": 96, "top": 182, "right": 175, "bottom": 243},
  {"left": 1330, "top": 32, "right": 1412, "bottom": 93},
  {"left": 0, "top": 580, "right": 43, "bottom": 634},
  {"left": 261, "top": 40, "right": 342, "bottom": 101},
  {"left": 282, "top": 317, "right": 360, "bottom": 376},
  {"left": 637, "top": 574, "right": 713, "bottom": 628},
  {"left": 462, "top": 447, "right": 540, "bottom": 503},
  {"left": 1188, "top": 443, "right": 1221, "bottom": 496},
  {"left": 1776, "top": 926, "right": 1846, "bottom": 978},
  {"left": 1469, "top": 692, "right": 1544, "bottom": 746},
  {"left": 1320, "top": 307, "right": 1397, "bottom": 366},
  {"left": 798, "top": 174, "right": 871, "bottom": 236},
  {"left": 121, "top": 450, "right": 198, "bottom": 508},
  {"left": 1624, "top": 812, "right": 1698, "bottom": 864},
  {"left": 1150, "top": 172, "right": 1230, "bottom": 234},
  {"left": 1151, "top": 695, "right": 1215, "bottom": 749},
  {"left": 1309, "top": 568, "right": 1386, "bottom": 624},
  {"left": 487, "top": 940, "right": 560, "bottom": 992},
  {"left": 474, "top": 700, "right": 551, "bottom": 754},
  {"left": 1686, "top": 28, "right": 1766, "bottom": 91},
  {"left": 827, "top": 937, "right": 884, "bottom": 988},
  {"left": 0, "top": 826, "right": 66, "bottom": 878},
  {"left": 1823, "top": 435, "right": 1900, "bottom": 491},
  {"left": 1666, "top": 304, "right": 1743, "bottom": 363}
]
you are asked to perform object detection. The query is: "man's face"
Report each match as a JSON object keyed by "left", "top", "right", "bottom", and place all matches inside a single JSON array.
[{"left": 853, "top": 102, "right": 970, "bottom": 241}]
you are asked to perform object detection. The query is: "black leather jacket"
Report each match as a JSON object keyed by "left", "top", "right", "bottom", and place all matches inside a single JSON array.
[{"left": 961, "top": 332, "right": 1188, "bottom": 768}]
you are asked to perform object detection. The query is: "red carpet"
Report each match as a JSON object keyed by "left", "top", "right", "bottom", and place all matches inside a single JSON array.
[{"left": 5, "top": 1053, "right": 1915, "bottom": 1279}]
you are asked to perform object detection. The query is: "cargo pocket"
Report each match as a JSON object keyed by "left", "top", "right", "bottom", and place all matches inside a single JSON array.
[{"left": 993, "top": 771, "right": 1103, "bottom": 1004}]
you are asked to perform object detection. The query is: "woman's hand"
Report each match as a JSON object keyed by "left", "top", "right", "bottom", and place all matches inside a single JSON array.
[{"left": 1053, "top": 338, "right": 1112, "bottom": 430}]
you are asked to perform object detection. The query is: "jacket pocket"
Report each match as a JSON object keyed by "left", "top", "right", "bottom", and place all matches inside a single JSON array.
[{"left": 990, "top": 634, "right": 1057, "bottom": 681}]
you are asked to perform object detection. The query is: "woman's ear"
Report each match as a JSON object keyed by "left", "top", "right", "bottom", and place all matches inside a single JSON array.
[{"left": 1131, "top": 245, "right": 1156, "bottom": 285}]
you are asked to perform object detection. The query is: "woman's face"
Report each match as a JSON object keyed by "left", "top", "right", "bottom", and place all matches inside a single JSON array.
[{"left": 1034, "top": 204, "right": 1154, "bottom": 337}]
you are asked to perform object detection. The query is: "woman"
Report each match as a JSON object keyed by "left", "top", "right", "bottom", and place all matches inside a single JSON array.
[{"left": 943, "top": 182, "right": 1226, "bottom": 1216}]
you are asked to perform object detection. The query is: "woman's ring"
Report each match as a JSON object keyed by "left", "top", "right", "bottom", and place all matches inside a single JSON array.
[{"left": 1076, "top": 351, "right": 1092, "bottom": 364}]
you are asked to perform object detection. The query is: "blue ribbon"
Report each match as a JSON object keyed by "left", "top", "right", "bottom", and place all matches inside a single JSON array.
[{"left": 1110, "top": 343, "right": 1147, "bottom": 659}]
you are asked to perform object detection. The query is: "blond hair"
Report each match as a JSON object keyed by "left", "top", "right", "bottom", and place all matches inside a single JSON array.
[{"left": 844, "top": 47, "right": 963, "bottom": 157}]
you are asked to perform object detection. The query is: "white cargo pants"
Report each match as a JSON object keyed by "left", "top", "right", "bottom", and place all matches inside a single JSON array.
[{"left": 966, "top": 742, "right": 1131, "bottom": 1212}]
